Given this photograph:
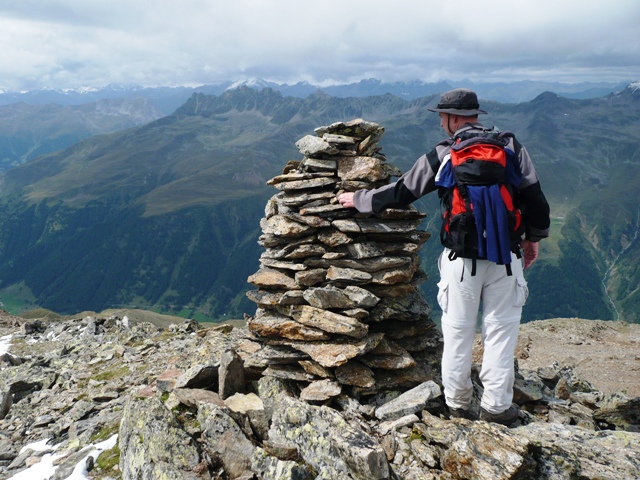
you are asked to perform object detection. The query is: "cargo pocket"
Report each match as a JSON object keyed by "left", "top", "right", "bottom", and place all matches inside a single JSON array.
[
  {"left": 514, "top": 275, "right": 529, "bottom": 307},
  {"left": 437, "top": 280, "right": 449, "bottom": 313}
]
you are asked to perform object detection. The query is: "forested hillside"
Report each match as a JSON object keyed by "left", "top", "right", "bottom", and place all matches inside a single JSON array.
[{"left": 0, "top": 85, "right": 637, "bottom": 322}]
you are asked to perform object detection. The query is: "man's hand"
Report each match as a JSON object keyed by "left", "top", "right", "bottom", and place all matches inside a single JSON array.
[
  {"left": 338, "top": 192, "right": 355, "bottom": 208},
  {"left": 521, "top": 239, "right": 539, "bottom": 269}
]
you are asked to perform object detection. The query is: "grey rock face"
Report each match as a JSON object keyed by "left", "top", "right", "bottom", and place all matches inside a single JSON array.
[
  {"left": 0, "top": 384, "right": 12, "bottom": 420},
  {"left": 418, "top": 412, "right": 534, "bottom": 480},
  {"left": 295, "top": 135, "right": 339, "bottom": 157},
  {"left": 218, "top": 348, "right": 245, "bottom": 400},
  {"left": 519, "top": 422, "right": 640, "bottom": 479},
  {"left": 252, "top": 446, "right": 315, "bottom": 480},
  {"left": 375, "top": 381, "right": 442, "bottom": 421},
  {"left": 269, "top": 395, "right": 389, "bottom": 480},
  {"left": 119, "top": 396, "right": 202, "bottom": 479},
  {"left": 198, "top": 402, "right": 256, "bottom": 479}
]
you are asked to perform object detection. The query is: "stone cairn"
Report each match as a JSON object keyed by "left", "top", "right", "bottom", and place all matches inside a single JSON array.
[{"left": 246, "top": 118, "right": 442, "bottom": 403}]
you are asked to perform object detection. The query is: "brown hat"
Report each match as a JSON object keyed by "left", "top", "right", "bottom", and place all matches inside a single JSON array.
[{"left": 428, "top": 88, "right": 487, "bottom": 116}]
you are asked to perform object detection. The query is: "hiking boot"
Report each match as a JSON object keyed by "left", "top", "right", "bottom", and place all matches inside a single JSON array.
[
  {"left": 448, "top": 407, "right": 474, "bottom": 420},
  {"left": 479, "top": 405, "right": 520, "bottom": 426}
]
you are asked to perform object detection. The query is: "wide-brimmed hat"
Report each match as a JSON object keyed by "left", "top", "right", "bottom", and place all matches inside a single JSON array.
[{"left": 428, "top": 88, "right": 487, "bottom": 115}]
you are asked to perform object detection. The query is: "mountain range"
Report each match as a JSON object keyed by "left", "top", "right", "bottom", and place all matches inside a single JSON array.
[
  {"left": 0, "top": 83, "right": 638, "bottom": 323},
  {"left": 0, "top": 78, "right": 630, "bottom": 115},
  {"left": 0, "top": 78, "right": 629, "bottom": 172}
]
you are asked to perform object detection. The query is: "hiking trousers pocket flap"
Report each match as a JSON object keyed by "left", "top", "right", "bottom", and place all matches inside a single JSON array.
[
  {"left": 437, "top": 280, "right": 449, "bottom": 313},
  {"left": 514, "top": 276, "right": 529, "bottom": 307}
]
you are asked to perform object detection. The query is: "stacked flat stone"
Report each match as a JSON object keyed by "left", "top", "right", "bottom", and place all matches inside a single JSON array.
[{"left": 246, "top": 118, "right": 442, "bottom": 402}]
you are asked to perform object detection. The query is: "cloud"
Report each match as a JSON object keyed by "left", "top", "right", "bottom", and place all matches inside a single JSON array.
[{"left": 0, "top": 0, "right": 638, "bottom": 91}]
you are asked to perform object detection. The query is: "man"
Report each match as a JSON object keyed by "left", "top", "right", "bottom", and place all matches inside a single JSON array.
[{"left": 338, "top": 88, "right": 550, "bottom": 426}]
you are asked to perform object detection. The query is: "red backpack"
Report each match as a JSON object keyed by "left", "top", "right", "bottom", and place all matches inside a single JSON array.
[{"left": 435, "top": 130, "right": 525, "bottom": 277}]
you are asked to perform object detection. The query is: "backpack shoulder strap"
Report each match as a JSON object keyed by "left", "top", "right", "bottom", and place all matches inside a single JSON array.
[
  {"left": 427, "top": 138, "right": 454, "bottom": 173},
  {"left": 494, "top": 131, "right": 523, "bottom": 155}
]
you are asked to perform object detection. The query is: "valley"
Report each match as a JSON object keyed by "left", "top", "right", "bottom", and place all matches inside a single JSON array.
[{"left": 0, "top": 84, "right": 638, "bottom": 323}]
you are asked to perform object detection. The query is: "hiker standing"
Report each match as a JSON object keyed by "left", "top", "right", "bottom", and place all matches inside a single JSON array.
[{"left": 337, "top": 88, "right": 550, "bottom": 426}]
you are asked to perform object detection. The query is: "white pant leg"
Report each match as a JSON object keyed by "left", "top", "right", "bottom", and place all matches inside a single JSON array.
[
  {"left": 438, "top": 250, "right": 484, "bottom": 410},
  {"left": 479, "top": 253, "right": 528, "bottom": 413}
]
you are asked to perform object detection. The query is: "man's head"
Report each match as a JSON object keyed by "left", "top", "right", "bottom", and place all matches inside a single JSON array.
[
  {"left": 428, "top": 88, "right": 487, "bottom": 116},
  {"left": 428, "top": 88, "right": 487, "bottom": 136}
]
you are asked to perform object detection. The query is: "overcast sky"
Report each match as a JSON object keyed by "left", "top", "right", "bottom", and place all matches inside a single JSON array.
[{"left": 0, "top": 0, "right": 638, "bottom": 92}]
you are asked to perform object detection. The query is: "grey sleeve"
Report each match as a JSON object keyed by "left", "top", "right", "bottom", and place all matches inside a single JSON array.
[
  {"left": 517, "top": 145, "right": 541, "bottom": 189},
  {"left": 513, "top": 142, "right": 551, "bottom": 241},
  {"left": 353, "top": 145, "right": 447, "bottom": 214}
]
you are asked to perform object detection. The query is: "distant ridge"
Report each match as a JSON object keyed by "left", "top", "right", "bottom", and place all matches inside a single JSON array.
[
  {"left": 0, "top": 97, "right": 164, "bottom": 171},
  {"left": 0, "top": 78, "right": 632, "bottom": 115}
]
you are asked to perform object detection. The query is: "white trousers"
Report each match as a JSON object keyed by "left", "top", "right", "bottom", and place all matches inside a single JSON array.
[{"left": 437, "top": 249, "right": 528, "bottom": 414}]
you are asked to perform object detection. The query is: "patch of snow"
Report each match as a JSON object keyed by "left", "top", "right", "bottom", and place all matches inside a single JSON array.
[
  {"left": 64, "top": 434, "right": 119, "bottom": 480},
  {"left": 226, "top": 77, "right": 272, "bottom": 90},
  {"left": 19, "top": 438, "right": 58, "bottom": 454},
  {"left": 0, "top": 334, "right": 11, "bottom": 355},
  {"left": 6, "top": 452, "right": 65, "bottom": 480},
  {"left": 9, "top": 440, "right": 63, "bottom": 480},
  {"left": 9, "top": 435, "right": 118, "bottom": 480},
  {"left": 73, "top": 86, "right": 100, "bottom": 94}
]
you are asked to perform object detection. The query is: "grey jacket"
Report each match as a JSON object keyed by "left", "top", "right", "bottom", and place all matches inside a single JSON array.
[{"left": 353, "top": 123, "right": 550, "bottom": 242}]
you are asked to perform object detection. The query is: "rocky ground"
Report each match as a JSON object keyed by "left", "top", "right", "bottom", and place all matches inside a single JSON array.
[
  {"left": 1, "top": 309, "right": 639, "bottom": 480},
  {"left": 515, "top": 318, "right": 640, "bottom": 398},
  {"left": 467, "top": 317, "right": 640, "bottom": 399}
]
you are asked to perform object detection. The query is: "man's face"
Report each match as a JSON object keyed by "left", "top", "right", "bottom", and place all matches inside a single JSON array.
[{"left": 439, "top": 113, "right": 454, "bottom": 136}]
